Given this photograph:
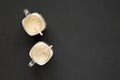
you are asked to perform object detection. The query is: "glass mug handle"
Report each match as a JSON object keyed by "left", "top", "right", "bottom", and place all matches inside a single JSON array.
[
  {"left": 28, "top": 60, "right": 36, "bottom": 67},
  {"left": 23, "top": 8, "right": 30, "bottom": 16}
]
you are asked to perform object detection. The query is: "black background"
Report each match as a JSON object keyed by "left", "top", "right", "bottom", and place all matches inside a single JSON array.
[{"left": 0, "top": 0, "right": 120, "bottom": 80}]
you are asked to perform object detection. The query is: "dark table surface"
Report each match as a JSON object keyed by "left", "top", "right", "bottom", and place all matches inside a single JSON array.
[{"left": 0, "top": 0, "right": 120, "bottom": 80}]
